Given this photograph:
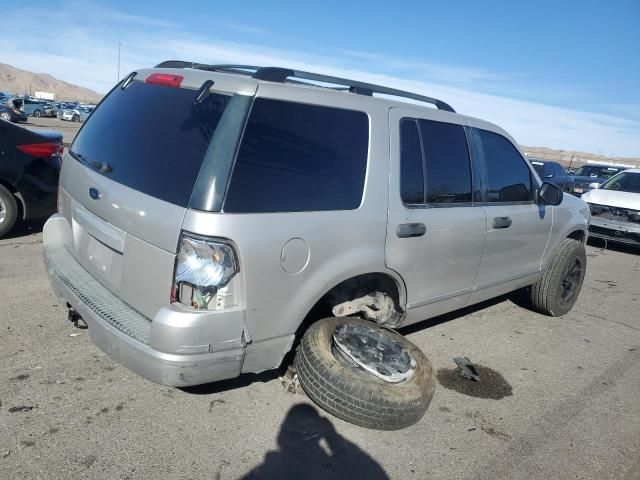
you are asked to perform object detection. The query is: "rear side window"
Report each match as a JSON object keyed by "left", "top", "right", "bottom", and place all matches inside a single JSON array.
[
  {"left": 70, "top": 81, "right": 231, "bottom": 207},
  {"left": 400, "top": 119, "right": 424, "bottom": 204},
  {"left": 477, "top": 129, "right": 533, "bottom": 202},
  {"left": 224, "top": 98, "right": 368, "bottom": 213},
  {"left": 419, "top": 119, "right": 472, "bottom": 204}
]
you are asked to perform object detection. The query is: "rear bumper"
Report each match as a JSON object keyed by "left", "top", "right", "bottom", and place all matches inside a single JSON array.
[{"left": 43, "top": 215, "right": 247, "bottom": 386}]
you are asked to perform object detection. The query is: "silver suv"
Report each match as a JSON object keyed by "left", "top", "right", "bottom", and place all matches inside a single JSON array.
[{"left": 43, "top": 62, "right": 589, "bottom": 427}]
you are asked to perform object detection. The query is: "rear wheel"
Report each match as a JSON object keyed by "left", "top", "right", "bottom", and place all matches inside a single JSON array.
[
  {"left": 33, "top": 109, "right": 42, "bottom": 118},
  {"left": 0, "top": 112, "right": 11, "bottom": 122},
  {"left": 72, "top": 114, "right": 80, "bottom": 122},
  {"left": 295, "top": 317, "right": 435, "bottom": 430},
  {"left": 530, "top": 238, "right": 586, "bottom": 316},
  {"left": 0, "top": 184, "right": 19, "bottom": 238}
]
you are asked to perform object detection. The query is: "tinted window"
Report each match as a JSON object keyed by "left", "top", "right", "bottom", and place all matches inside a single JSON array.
[
  {"left": 601, "top": 172, "right": 640, "bottom": 194},
  {"left": 419, "top": 119, "right": 472, "bottom": 203},
  {"left": 224, "top": 98, "right": 368, "bottom": 213},
  {"left": 400, "top": 119, "right": 424, "bottom": 204},
  {"left": 531, "top": 161, "right": 544, "bottom": 176},
  {"left": 477, "top": 129, "right": 532, "bottom": 202},
  {"left": 574, "top": 165, "right": 624, "bottom": 179},
  {"left": 70, "top": 81, "right": 230, "bottom": 206}
]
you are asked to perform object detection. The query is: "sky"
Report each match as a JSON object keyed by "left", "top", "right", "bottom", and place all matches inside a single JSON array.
[{"left": 1, "top": 0, "right": 639, "bottom": 157}]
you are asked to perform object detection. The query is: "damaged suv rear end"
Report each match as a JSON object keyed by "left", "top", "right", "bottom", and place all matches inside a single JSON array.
[
  {"left": 44, "top": 70, "right": 259, "bottom": 385},
  {"left": 43, "top": 66, "right": 382, "bottom": 387}
]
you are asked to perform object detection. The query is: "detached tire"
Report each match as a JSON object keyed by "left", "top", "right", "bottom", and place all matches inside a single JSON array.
[
  {"left": 530, "top": 238, "right": 586, "bottom": 316},
  {"left": 0, "top": 184, "right": 18, "bottom": 238},
  {"left": 296, "top": 317, "right": 435, "bottom": 430}
]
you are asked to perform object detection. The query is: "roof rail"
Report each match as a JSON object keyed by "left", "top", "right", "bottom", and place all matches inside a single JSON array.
[{"left": 153, "top": 61, "right": 455, "bottom": 112}]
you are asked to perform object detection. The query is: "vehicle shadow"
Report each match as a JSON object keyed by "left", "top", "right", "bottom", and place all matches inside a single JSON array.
[
  {"left": 1, "top": 217, "right": 47, "bottom": 241},
  {"left": 180, "top": 369, "right": 282, "bottom": 395},
  {"left": 240, "top": 403, "right": 389, "bottom": 480},
  {"left": 399, "top": 294, "right": 516, "bottom": 336}
]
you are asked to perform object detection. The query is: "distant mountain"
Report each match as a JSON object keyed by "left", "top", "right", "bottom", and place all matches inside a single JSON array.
[
  {"left": 522, "top": 145, "right": 639, "bottom": 168},
  {"left": 0, "top": 63, "right": 103, "bottom": 103}
]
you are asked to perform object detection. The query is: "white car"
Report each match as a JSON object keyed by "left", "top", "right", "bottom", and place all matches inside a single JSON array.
[
  {"left": 582, "top": 169, "right": 640, "bottom": 246},
  {"left": 61, "top": 106, "right": 93, "bottom": 123}
]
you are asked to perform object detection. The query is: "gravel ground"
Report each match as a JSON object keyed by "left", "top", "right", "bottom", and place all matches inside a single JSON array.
[{"left": 1, "top": 221, "right": 638, "bottom": 480}]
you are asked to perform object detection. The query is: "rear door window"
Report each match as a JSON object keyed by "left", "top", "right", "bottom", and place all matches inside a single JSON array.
[
  {"left": 419, "top": 119, "right": 472, "bottom": 204},
  {"left": 69, "top": 81, "right": 231, "bottom": 207},
  {"left": 399, "top": 118, "right": 472, "bottom": 206},
  {"left": 400, "top": 119, "right": 425, "bottom": 205},
  {"left": 224, "top": 98, "right": 368, "bottom": 213},
  {"left": 476, "top": 129, "right": 533, "bottom": 203}
]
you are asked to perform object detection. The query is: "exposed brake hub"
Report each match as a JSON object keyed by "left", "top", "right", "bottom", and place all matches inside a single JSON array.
[{"left": 332, "top": 323, "right": 415, "bottom": 383}]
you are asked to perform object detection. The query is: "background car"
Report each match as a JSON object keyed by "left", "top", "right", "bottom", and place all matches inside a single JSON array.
[
  {"left": 60, "top": 106, "right": 93, "bottom": 122},
  {"left": 0, "top": 103, "right": 28, "bottom": 123},
  {"left": 569, "top": 164, "right": 626, "bottom": 197},
  {"left": 0, "top": 120, "right": 63, "bottom": 237},
  {"left": 43, "top": 102, "right": 58, "bottom": 117},
  {"left": 9, "top": 97, "right": 50, "bottom": 117},
  {"left": 582, "top": 169, "right": 640, "bottom": 246},
  {"left": 529, "top": 159, "right": 574, "bottom": 192}
]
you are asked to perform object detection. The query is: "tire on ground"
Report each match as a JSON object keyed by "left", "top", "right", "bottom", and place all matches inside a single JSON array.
[
  {"left": 530, "top": 238, "right": 586, "bottom": 316},
  {"left": 0, "top": 184, "right": 19, "bottom": 238},
  {"left": 295, "top": 317, "right": 435, "bottom": 430}
]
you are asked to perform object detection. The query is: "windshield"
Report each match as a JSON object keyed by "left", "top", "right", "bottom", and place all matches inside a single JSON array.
[
  {"left": 573, "top": 165, "right": 623, "bottom": 178},
  {"left": 70, "top": 81, "right": 231, "bottom": 206},
  {"left": 600, "top": 172, "right": 640, "bottom": 194}
]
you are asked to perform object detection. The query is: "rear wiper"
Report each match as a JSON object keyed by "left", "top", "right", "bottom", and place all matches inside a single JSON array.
[
  {"left": 193, "top": 80, "right": 215, "bottom": 104},
  {"left": 70, "top": 151, "right": 112, "bottom": 174}
]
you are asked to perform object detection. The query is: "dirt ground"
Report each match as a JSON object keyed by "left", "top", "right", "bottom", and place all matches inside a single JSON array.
[{"left": 1, "top": 219, "right": 639, "bottom": 479}]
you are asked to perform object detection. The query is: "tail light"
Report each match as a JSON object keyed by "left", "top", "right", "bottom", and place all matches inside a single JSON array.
[
  {"left": 172, "top": 233, "right": 240, "bottom": 310},
  {"left": 17, "top": 142, "right": 64, "bottom": 158}
]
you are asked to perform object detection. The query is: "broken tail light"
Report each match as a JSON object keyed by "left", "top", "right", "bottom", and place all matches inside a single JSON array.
[{"left": 172, "top": 233, "right": 240, "bottom": 310}]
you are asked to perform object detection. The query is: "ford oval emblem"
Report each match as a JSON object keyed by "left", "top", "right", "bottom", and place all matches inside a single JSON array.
[{"left": 89, "top": 188, "right": 101, "bottom": 200}]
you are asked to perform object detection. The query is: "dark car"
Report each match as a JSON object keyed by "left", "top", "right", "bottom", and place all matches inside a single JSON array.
[
  {"left": 570, "top": 164, "right": 626, "bottom": 196},
  {"left": 529, "top": 159, "right": 574, "bottom": 192},
  {"left": 0, "top": 121, "right": 63, "bottom": 237},
  {"left": 0, "top": 103, "right": 28, "bottom": 123}
]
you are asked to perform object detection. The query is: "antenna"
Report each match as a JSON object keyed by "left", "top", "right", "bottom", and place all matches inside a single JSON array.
[{"left": 562, "top": 155, "right": 575, "bottom": 192}]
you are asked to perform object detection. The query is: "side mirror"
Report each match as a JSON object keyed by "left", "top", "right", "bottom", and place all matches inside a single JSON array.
[
  {"left": 588, "top": 182, "right": 600, "bottom": 189},
  {"left": 539, "top": 182, "right": 563, "bottom": 206}
]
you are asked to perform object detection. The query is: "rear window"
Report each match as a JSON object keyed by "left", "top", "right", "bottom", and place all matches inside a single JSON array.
[
  {"left": 224, "top": 98, "right": 368, "bottom": 213},
  {"left": 69, "top": 81, "right": 230, "bottom": 206}
]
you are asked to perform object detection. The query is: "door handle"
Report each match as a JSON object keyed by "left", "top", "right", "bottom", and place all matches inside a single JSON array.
[
  {"left": 493, "top": 216, "right": 512, "bottom": 229},
  {"left": 396, "top": 223, "right": 426, "bottom": 238}
]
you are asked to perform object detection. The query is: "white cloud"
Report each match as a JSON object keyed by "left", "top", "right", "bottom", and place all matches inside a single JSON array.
[{"left": 2, "top": 1, "right": 638, "bottom": 157}]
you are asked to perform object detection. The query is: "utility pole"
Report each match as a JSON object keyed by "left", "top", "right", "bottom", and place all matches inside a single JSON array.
[{"left": 117, "top": 42, "right": 122, "bottom": 82}]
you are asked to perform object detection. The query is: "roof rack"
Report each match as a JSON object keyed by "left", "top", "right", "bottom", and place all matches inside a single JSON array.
[{"left": 154, "top": 61, "right": 455, "bottom": 113}]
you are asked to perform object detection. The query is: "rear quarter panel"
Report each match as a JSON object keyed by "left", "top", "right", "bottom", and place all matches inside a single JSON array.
[{"left": 182, "top": 84, "right": 398, "bottom": 370}]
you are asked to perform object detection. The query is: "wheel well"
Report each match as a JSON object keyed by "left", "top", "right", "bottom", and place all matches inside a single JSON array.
[
  {"left": 295, "top": 273, "right": 402, "bottom": 338},
  {"left": 567, "top": 230, "right": 586, "bottom": 243},
  {"left": 0, "top": 179, "right": 25, "bottom": 220}
]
